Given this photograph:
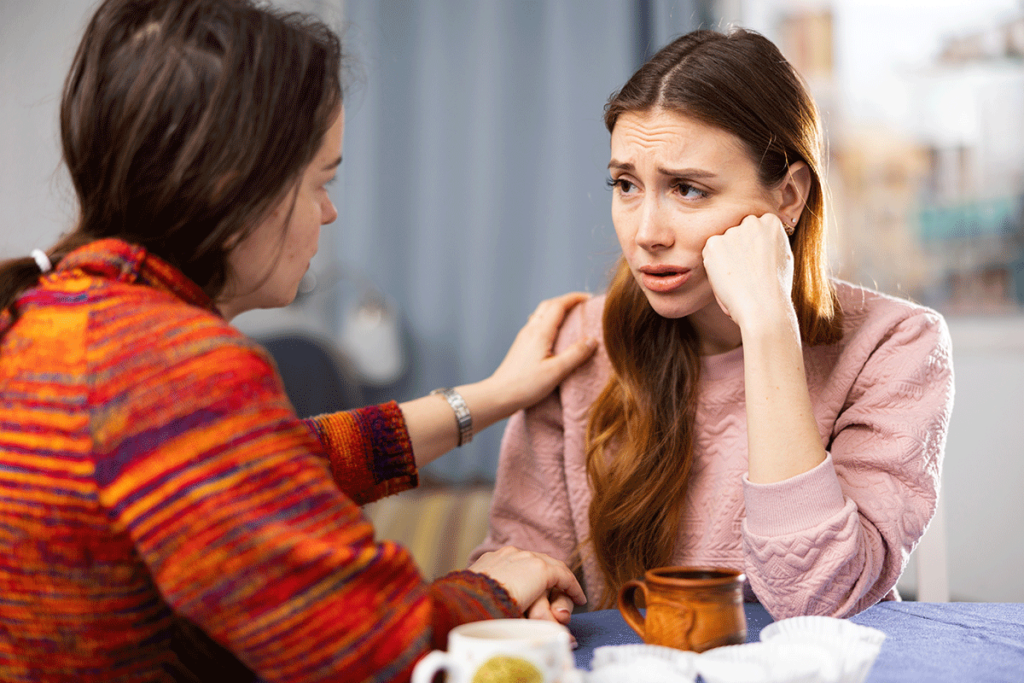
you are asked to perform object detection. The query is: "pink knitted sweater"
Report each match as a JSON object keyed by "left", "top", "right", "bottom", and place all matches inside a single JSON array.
[{"left": 472, "top": 281, "right": 954, "bottom": 618}]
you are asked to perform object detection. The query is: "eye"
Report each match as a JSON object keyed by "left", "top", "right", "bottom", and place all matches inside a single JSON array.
[
  {"left": 606, "top": 177, "right": 637, "bottom": 194},
  {"left": 674, "top": 182, "right": 708, "bottom": 200}
]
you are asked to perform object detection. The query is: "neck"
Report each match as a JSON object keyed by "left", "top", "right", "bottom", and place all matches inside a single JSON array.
[{"left": 690, "top": 304, "right": 742, "bottom": 356}]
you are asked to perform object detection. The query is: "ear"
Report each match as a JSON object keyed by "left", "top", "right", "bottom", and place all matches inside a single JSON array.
[{"left": 776, "top": 160, "right": 812, "bottom": 223}]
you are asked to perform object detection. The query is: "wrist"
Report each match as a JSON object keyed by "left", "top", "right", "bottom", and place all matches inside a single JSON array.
[
  {"left": 737, "top": 297, "right": 800, "bottom": 343},
  {"left": 429, "top": 387, "right": 474, "bottom": 447},
  {"left": 453, "top": 379, "right": 517, "bottom": 439}
]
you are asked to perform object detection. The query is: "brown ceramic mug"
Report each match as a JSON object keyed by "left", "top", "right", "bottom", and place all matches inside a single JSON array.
[{"left": 618, "top": 566, "right": 747, "bottom": 653}]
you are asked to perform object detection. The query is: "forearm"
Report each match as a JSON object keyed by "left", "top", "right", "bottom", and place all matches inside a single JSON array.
[
  {"left": 740, "top": 308, "right": 826, "bottom": 484},
  {"left": 400, "top": 378, "right": 517, "bottom": 469}
]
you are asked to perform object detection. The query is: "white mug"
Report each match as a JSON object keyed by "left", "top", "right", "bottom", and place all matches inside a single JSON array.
[{"left": 411, "top": 619, "right": 577, "bottom": 683}]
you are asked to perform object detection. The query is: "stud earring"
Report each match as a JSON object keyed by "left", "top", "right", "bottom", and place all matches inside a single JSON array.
[{"left": 784, "top": 216, "right": 798, "bottom": 236}]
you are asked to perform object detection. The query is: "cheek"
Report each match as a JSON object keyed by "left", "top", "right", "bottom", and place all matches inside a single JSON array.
[
  {"left": 692, "top": 209, "right": 746, "bottom": 244},
  {"left": 611, "top": 206, "right": 634, "bottom": 249}
]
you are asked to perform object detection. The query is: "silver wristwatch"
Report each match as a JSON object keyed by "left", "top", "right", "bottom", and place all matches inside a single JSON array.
[{"left": 430, "top": 387, "right": 473, "bottom": 447}]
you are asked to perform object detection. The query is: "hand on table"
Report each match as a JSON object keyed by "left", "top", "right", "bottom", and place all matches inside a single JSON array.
[{"left": 468, "top": 545, "right": 586, "bottom": 620}]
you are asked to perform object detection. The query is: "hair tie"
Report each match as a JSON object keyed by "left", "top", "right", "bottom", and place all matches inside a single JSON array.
[{"left": 31, "top": 249, "right": 52, "bottom": 274}]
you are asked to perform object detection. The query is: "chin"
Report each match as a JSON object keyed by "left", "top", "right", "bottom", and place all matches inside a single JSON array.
[{"left": 642, "top": 292, "right": 696, "bottom": 320}]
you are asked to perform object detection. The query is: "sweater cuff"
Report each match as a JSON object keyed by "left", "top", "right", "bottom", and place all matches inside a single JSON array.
[
  {"left": 307, "top": 401, "right": 417, "bottom": 505},
  {"left": 742, "top": 452, "right": 847, "bottom": 536},
  {"left": 428, "top": 570, "right": 522, "bottom": 650}
]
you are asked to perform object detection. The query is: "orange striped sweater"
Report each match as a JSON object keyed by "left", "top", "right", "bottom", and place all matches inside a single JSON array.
[{"left": 0, "top": 239, "right": 518, "bottom": 682}]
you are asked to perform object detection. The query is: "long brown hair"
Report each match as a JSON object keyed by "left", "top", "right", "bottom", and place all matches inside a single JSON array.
[
  {"left": 0, "top": 0, "right": 342, "bottom": 331},
  {"left": 585, "top": 28, "right": 843, "bottom": 607}
]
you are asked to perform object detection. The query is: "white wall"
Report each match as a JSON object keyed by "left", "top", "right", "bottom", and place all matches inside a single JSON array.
[
  {"left": 0, "top": 0, "right": 328, "bottom": 258},
  {"left": 0, "top": 0, "right": 92, "bottom": 257}
]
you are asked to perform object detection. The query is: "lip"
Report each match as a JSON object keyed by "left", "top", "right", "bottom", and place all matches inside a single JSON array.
[{"left": 638, "top": 265, "right": 691, "bottom": 293}]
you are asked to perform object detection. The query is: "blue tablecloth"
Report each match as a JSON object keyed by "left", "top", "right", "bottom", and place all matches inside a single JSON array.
[{"left": 569, "top": 602, "right": 1024, "bottom": 682}]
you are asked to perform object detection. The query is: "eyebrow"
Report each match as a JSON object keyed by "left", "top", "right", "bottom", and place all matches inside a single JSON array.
[
  {"left": 607, "top": 160, "right": 717, "bottom": 179},
  {"left": 323, "top": 155, "right": 342, "bottom": 171}
]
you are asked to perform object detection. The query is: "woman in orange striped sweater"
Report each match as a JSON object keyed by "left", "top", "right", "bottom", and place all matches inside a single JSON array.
[{"left": 0, "top": 1, "right": 595, "bottom": 681}]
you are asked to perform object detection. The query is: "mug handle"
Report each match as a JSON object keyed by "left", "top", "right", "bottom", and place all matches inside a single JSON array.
[
  {"left": 412, "top": 650, "right": 463, "bottom": 683},
  {"left": 617, "top": 579, "right": 648, "bottom": 641}
]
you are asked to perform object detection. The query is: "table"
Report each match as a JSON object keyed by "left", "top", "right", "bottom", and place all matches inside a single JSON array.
[{"left": 569, "top": 602, "right": 1024, "bottom": 682}]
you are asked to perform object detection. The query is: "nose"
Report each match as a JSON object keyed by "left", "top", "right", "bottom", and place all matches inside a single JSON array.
[
  {"left": 322, "top": 195, "right": 338, "bottom": 225},
  {"left": 634, "top": 196, "right": 674, "bottom": 251}
]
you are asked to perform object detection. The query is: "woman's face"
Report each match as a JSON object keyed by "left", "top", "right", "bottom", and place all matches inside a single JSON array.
[
  {"left": 608, "top": 108, "right": 778, "bottom": 321},
  {"left": 218, "top": 107, "right": 344, "bottom": 320}
]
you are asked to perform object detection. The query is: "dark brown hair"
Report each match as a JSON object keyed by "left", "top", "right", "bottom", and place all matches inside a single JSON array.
[
  {"left": 0, "top": 0, "right": 342, "bottom": 326},
  {"left": 585, "top": 28, "right": 843, "bottom": 607}
]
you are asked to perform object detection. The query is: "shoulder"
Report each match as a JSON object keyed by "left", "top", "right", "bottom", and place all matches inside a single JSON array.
[
  {"left": 826, "top": 281, "right": 953, "bottom": 392},
  {"left": 834, "top": 280, "right": 950, "bottom": 353},
  {"left": 86, "top": 282, "right": 276, "bottom": 384},
  {"left": 553, "top": 293, "right": 606, "bottom": 353},
  {"left": 551, "top": 294, "right": 612, "bottom": 407}
]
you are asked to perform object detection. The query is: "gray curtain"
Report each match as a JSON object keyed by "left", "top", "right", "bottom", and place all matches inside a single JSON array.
[{"left": 318, "top": 0, "right": 703, "bottom": 482}]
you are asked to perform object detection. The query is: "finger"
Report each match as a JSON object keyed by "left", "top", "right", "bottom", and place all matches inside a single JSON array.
[
  {"left": 548, "top": 563, "right": 587, "bottom": 606},
  {"left": 545, "top": 291, "right": 591, "bottom": 310},
  {"left": 526, "top": 594, "right": 555, "bottom": 621},
  {"left": 545, "top": 337, "right": 598, "bottom": 374},
  {"left": 714, "top": 295, "right": 731, "bottom": 320},
  {"left": 550, "top": 591, "right": 574, "bottom": 625},
  {"left": 526, "top": 594, "right": 577, "bottom": 647},
  {"left": 530, "top": 292, "right": 590, "bottom": 325}
]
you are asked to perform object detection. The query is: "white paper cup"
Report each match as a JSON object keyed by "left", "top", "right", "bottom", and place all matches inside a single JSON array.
[
  {"left": 761, "top": 616, "right": 886, "bottom": 648},
  {"left": 590, "top": 644, "right": 697, "bottom": 682},
  {"left": 697, "top": 641, "right": 841, "bottom": 683},
  {"left": 760, "top": 615, "right": 885, "bottom": 683}
]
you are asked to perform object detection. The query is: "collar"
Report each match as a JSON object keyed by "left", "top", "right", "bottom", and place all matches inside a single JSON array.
[{"left": 55, "top": 238, "right": 217, "bottom": 313}]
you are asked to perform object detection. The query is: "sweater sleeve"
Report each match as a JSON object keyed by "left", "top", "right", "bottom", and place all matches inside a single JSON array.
[
  {"left": 740, "top": 309, "right": 955, "bottom": 619},
  {"left": 469, "top": 391, "right": 579, "bottom": 567},
  {"left": 468, "top": 301, "right": 595, "bottom": 569},
  {"left": 92, "top": 337, "right": 520, "bottom": 683},
  {"left": 305, "top": 403, "right": 418, "bottom": 505}
]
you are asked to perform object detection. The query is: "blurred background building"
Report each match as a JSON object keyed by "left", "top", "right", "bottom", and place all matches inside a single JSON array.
[
  {"left": 739, "top": 0, "right": 1024, "bottom": 313},
  {"left": 3, "top": 0, "right": 1023, "bottom": 601}
]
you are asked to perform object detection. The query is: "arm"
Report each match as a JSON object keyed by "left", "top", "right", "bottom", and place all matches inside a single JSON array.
[
  {"left": 702, "top": 214, "right": 953, "bottom": 617},
  {"left": 742, "top": 310, "right": 953, "bottom": 618},
  {"left": 94, "top": 337, "right": 579, "bottom": 682},
  {"left": 702, "top": 213, "right": 826, "bottom": 484},
  {"left": 469, "top": 297, "right": 598, "bottom": 570},
  {"left": 301, "top": 292, "right": 596, "bottom": 506},
  {"left": 305, "top": 403, "right": 418, "bottom": 505}
]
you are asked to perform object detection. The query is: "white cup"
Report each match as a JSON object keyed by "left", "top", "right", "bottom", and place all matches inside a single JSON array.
[{"left": 411, "top": 619, "right": 576, "bottom": 683}]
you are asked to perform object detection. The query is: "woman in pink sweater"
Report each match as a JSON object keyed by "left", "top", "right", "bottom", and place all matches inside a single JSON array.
[{"left": 472, "top": 28, "right": 954, "bottom": 620}]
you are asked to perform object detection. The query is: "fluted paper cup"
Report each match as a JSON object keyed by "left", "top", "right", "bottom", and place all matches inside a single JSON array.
[
  {"left": 589, "top": 644, "right": 697, "bottom": 682},
  {"left": 696, "top": 641, "right": 841, "bottom": 683},
  {"left": 760, "top": 616, "right": 885, "bottom": 683}
]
